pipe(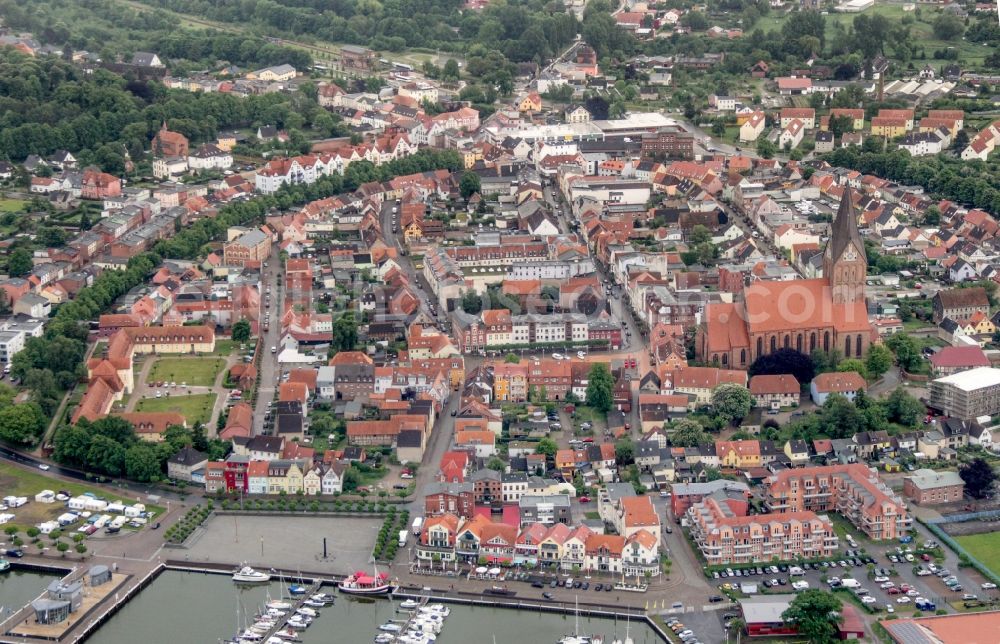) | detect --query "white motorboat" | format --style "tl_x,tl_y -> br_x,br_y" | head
310,593 -> 335,604
303,599 -> 326,608
266,637 -> 286,644
233,564 -> 271,584
286,618 -> 311,630
399,599 -> 420,610
374,635 -> 396,643
240,629 -> 264,641
420,604 -> 450,616
295,606 -> 318,618
275,628 -> 301,642
379,623 -> 403,633
267,600 -> 292,610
